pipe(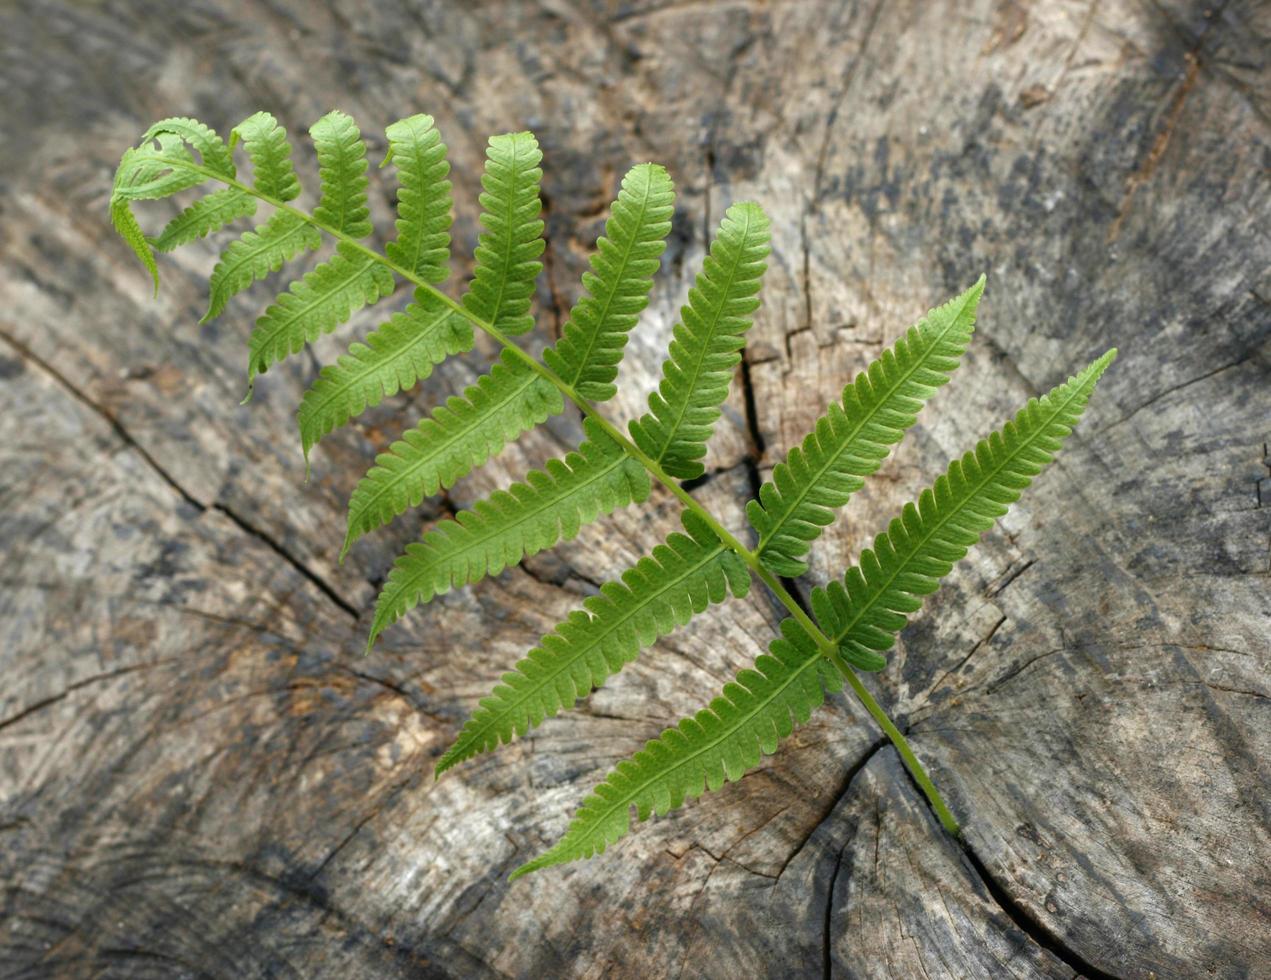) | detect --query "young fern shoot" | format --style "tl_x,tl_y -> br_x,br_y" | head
111,109 -> 1115,877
